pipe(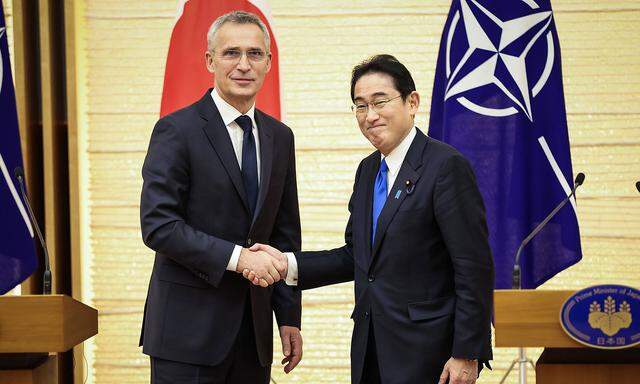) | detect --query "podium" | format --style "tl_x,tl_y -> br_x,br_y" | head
0,295 -> 98,384
494,290 -> 639,384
